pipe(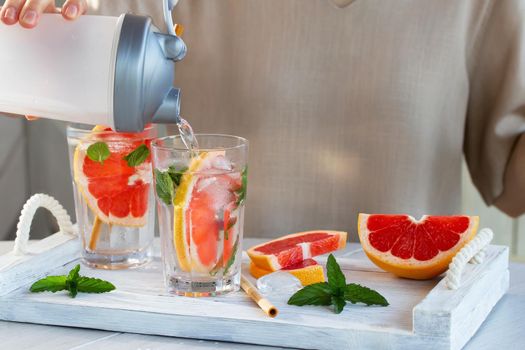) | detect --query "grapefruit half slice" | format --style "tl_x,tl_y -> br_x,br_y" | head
173,152 -> 242,273
73,126 -> 153,227
358,214 -> 479,279
249,258 -> 325,286
247,230 -> 347,271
